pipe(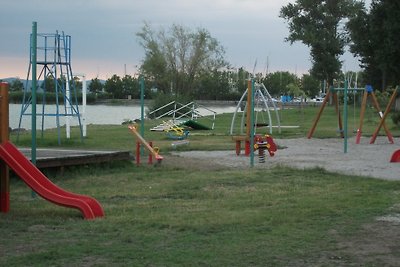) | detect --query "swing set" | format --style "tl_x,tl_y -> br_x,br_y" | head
307,83 -> 398,145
